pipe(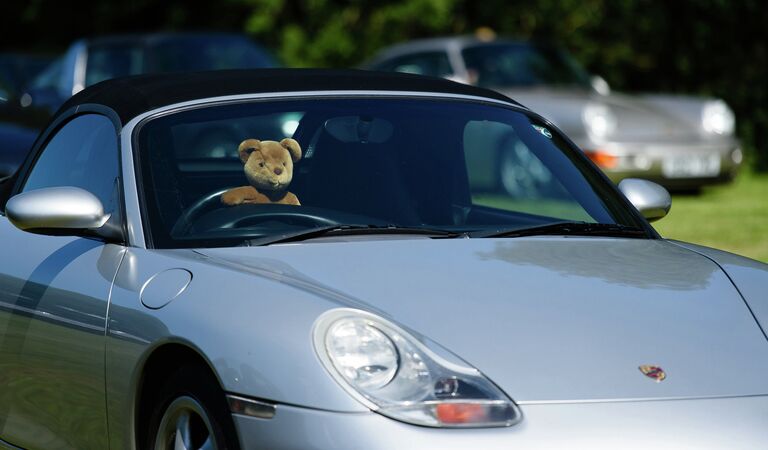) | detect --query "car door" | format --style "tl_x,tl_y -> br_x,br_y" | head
0,113 -> 124,450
